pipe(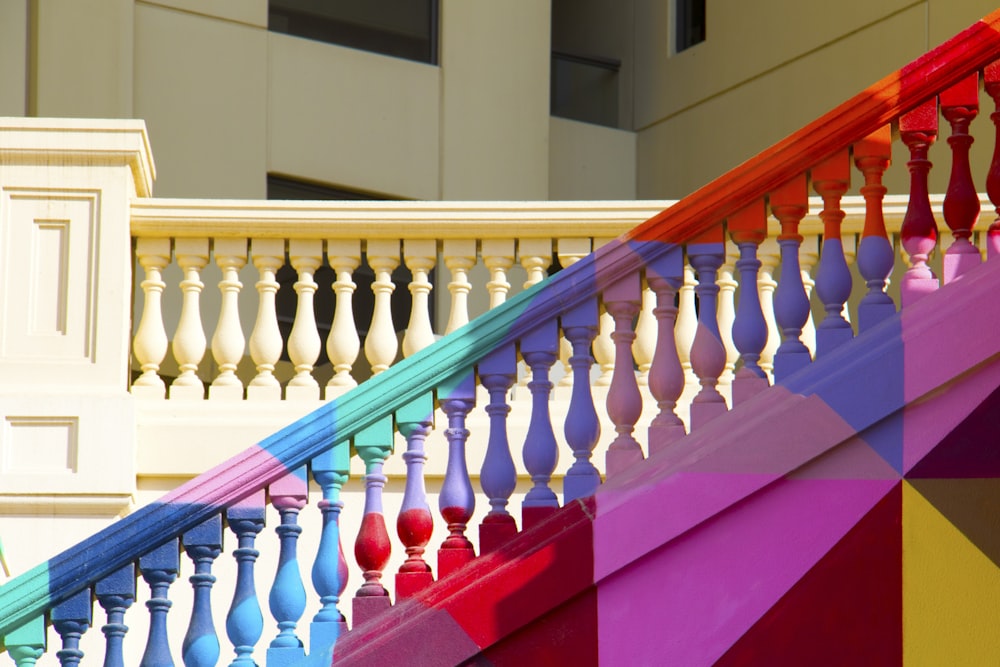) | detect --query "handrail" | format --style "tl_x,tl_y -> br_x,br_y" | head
4,5 -> 1000,641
